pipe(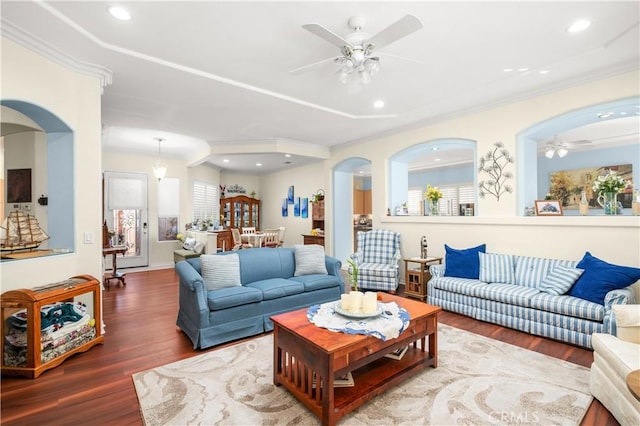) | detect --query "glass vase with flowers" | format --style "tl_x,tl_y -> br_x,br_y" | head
592,170 -> 629,215
425,185 -> 443,216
